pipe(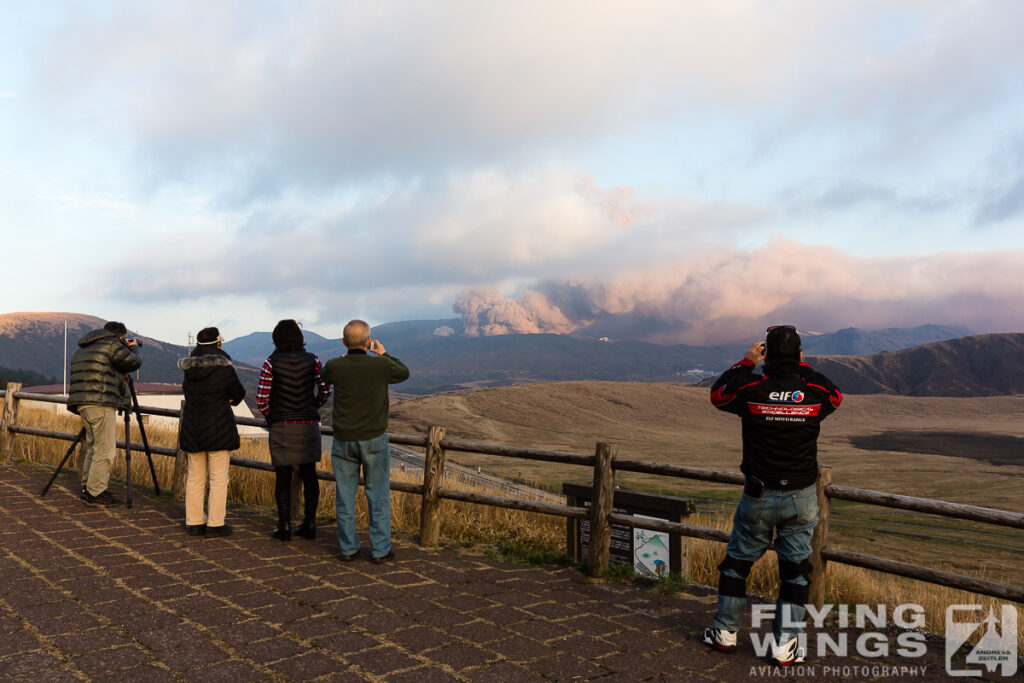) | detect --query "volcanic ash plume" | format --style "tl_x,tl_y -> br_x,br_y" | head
453,288 -> 583,336
451,241 -> 1024,345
